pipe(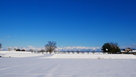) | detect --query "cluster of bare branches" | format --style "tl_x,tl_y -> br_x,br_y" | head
45,41 -> 57,53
